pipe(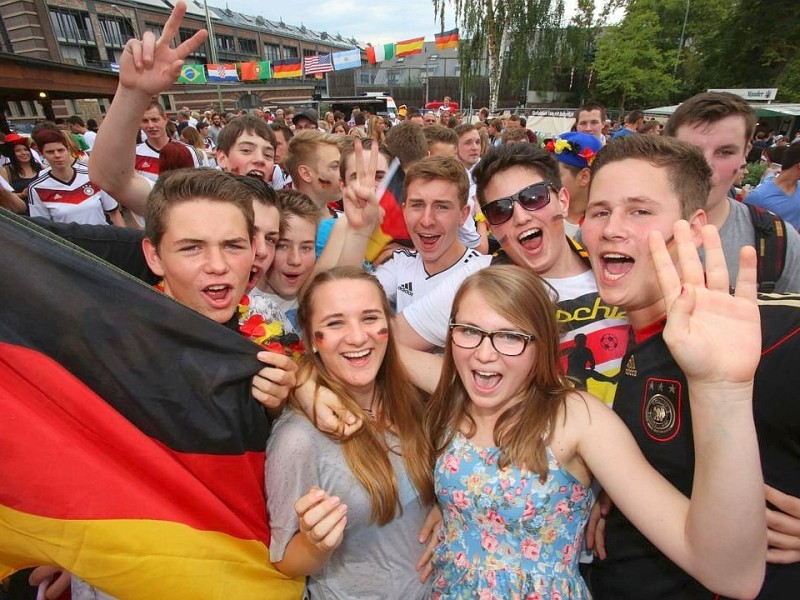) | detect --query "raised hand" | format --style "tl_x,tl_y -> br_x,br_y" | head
649,221 -> 760,385
118,1 -> 208,96
341,138 -> 382,232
